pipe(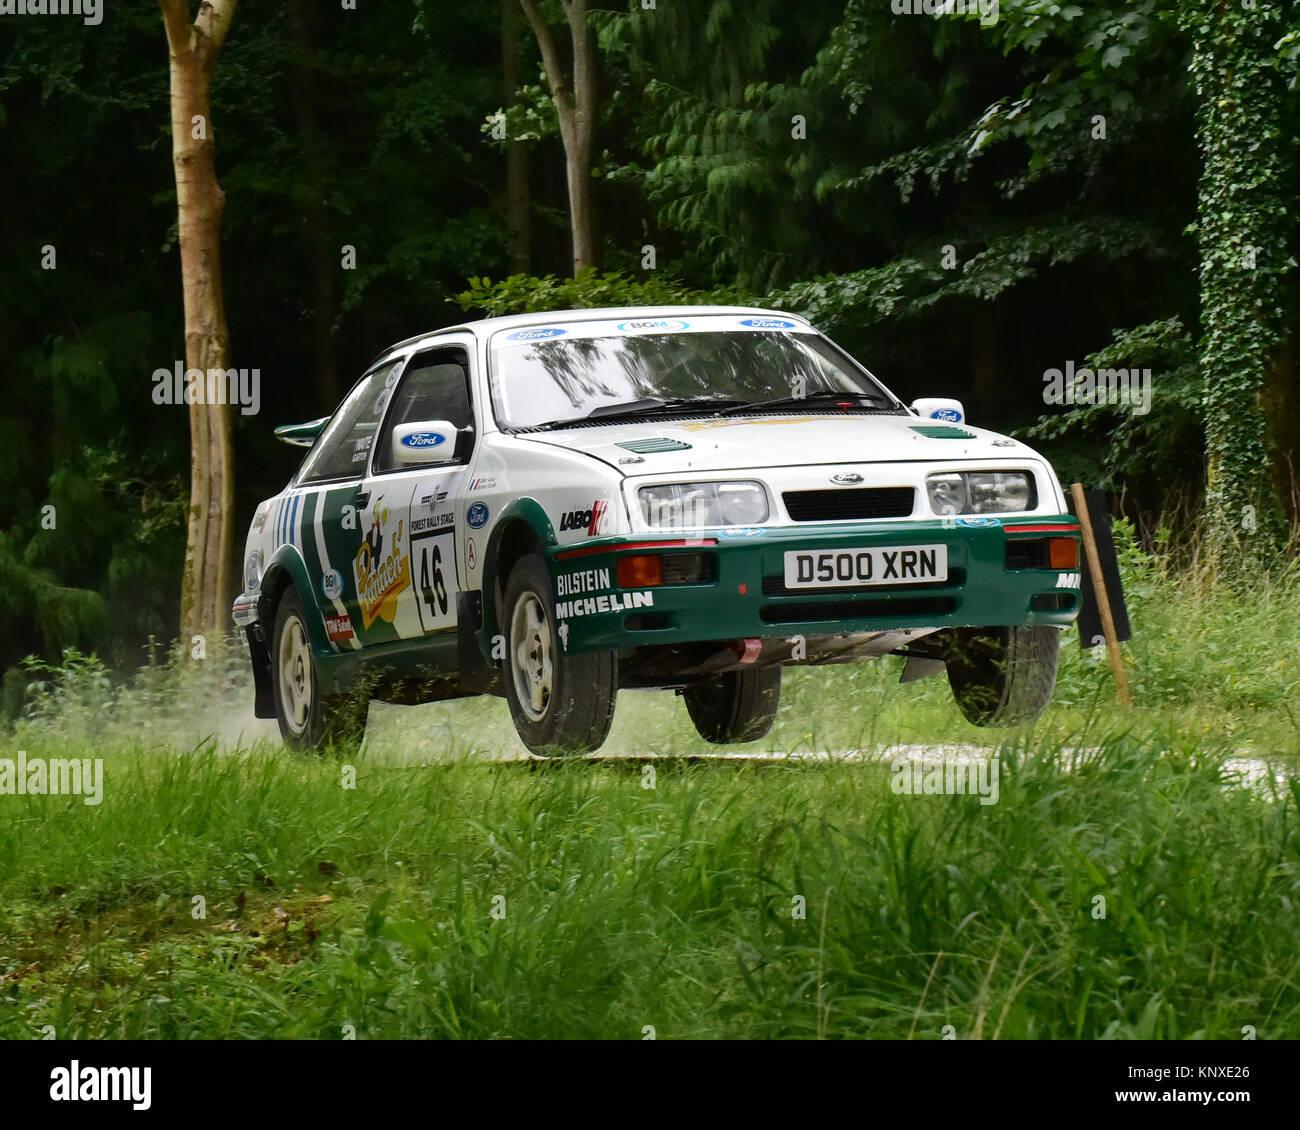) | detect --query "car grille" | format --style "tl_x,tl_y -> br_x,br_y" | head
782,487 -> 915,522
